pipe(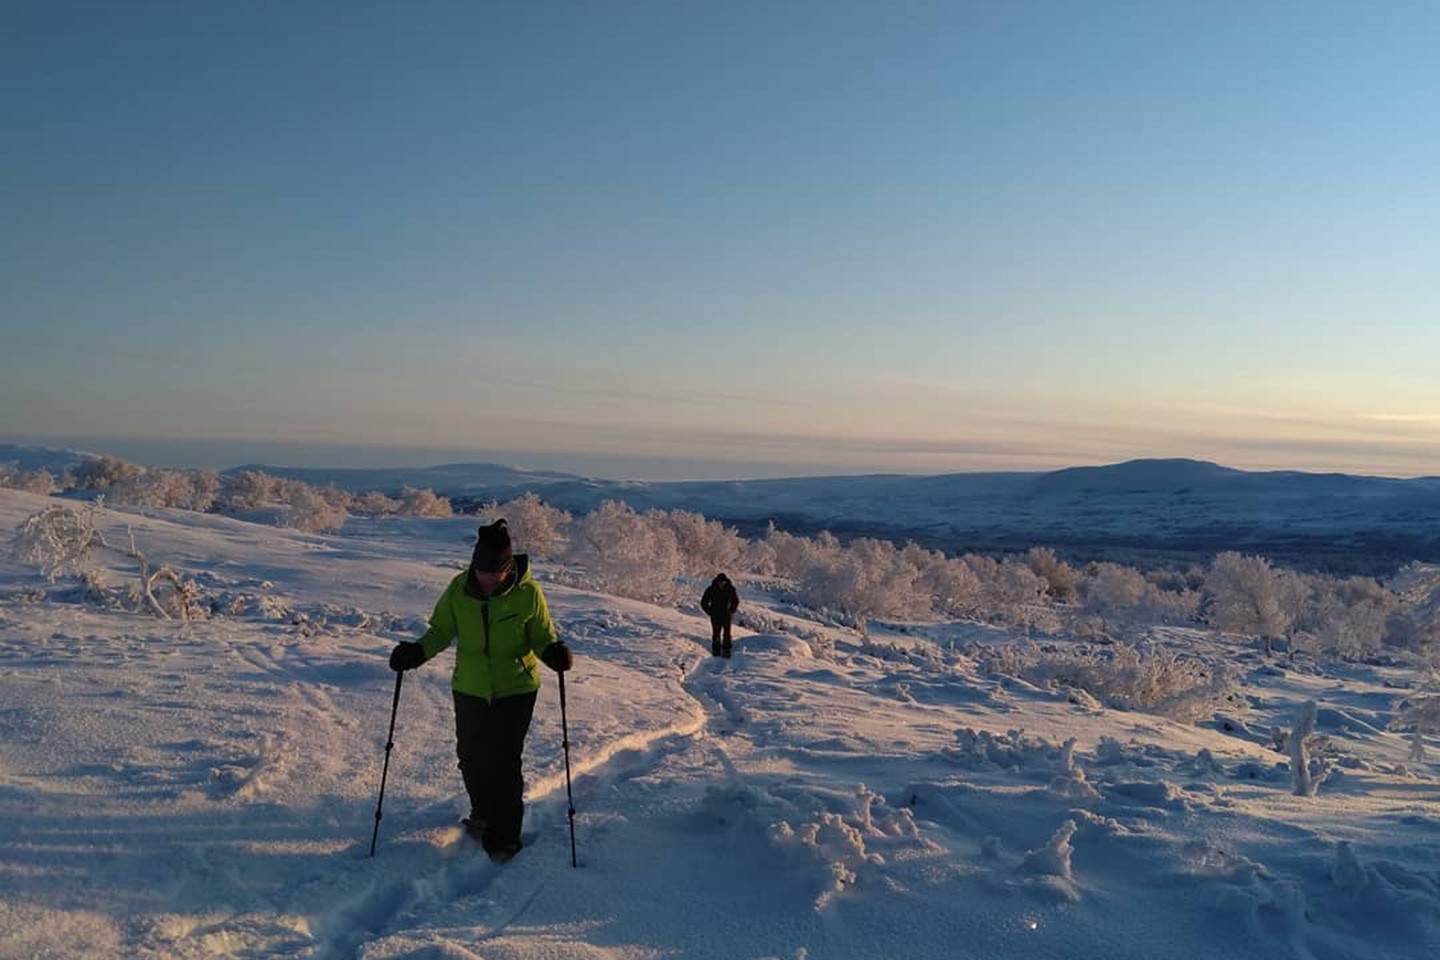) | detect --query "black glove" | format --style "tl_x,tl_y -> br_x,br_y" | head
389,642 -> 426,672
539,641 -> 573,673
